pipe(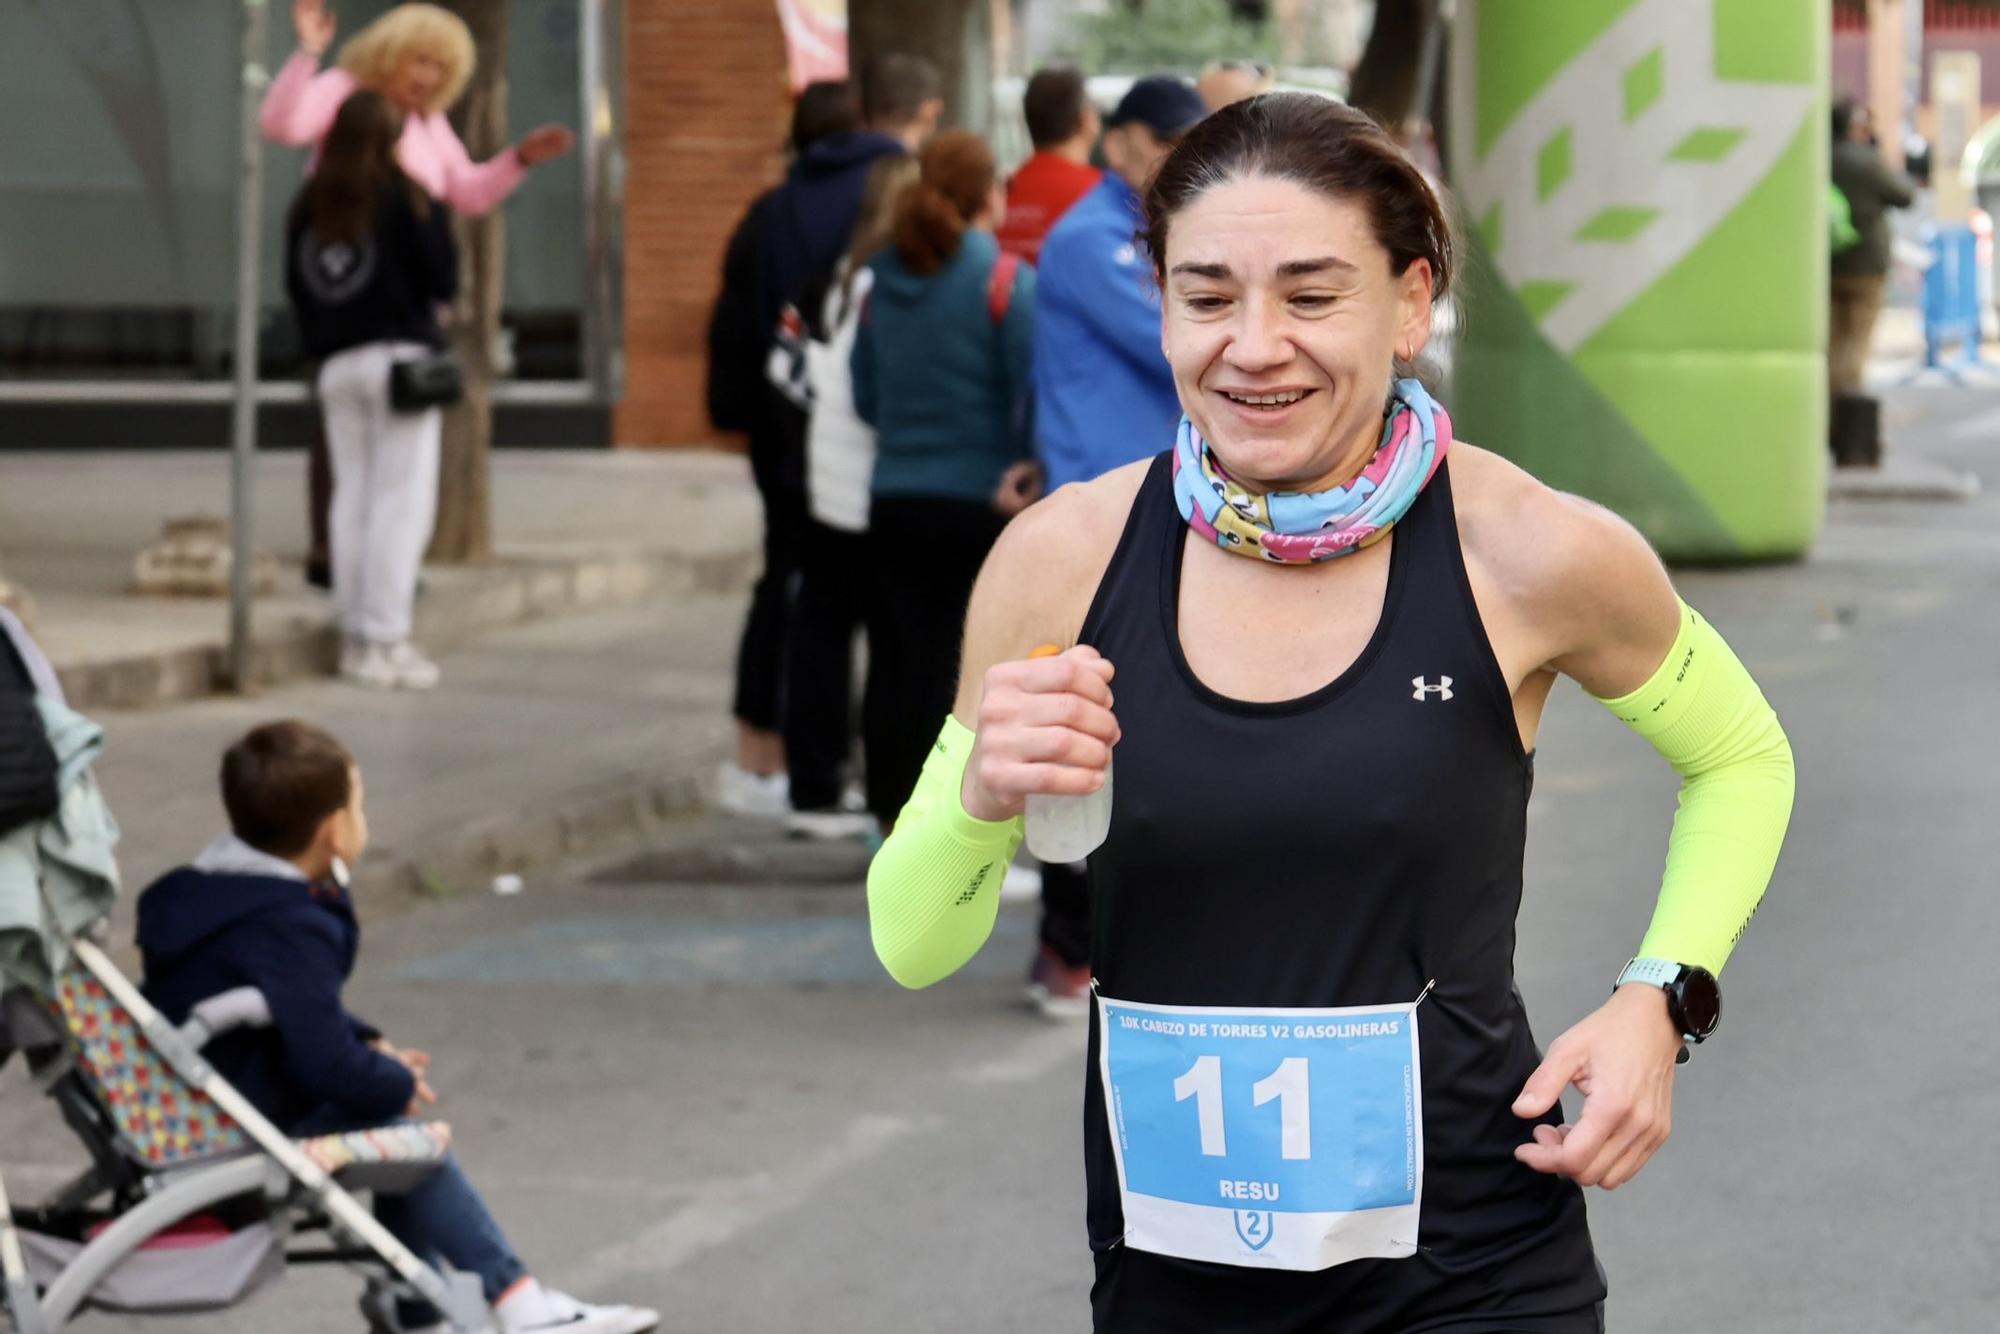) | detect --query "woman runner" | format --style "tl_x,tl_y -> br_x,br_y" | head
867,95 -> 1794,1332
